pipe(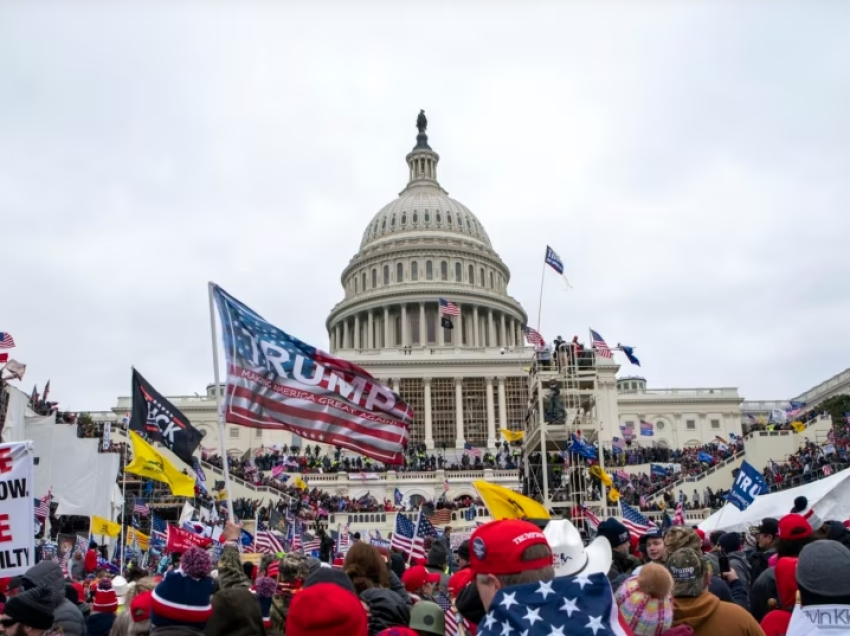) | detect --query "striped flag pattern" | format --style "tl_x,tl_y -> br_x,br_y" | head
0,332 -> 15,349
35,492 -> 51,519
590,329 -> 613,359
438,298 -> 460,316
133,500 -> 150,516
620,501 -> 654,539
255,522 -> 286,554
522,325 -> 545,346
